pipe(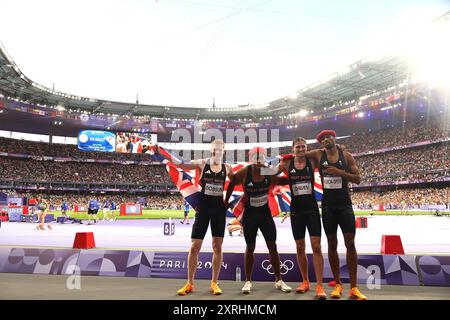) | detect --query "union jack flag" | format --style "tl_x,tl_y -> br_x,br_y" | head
151,147 -> 323,217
